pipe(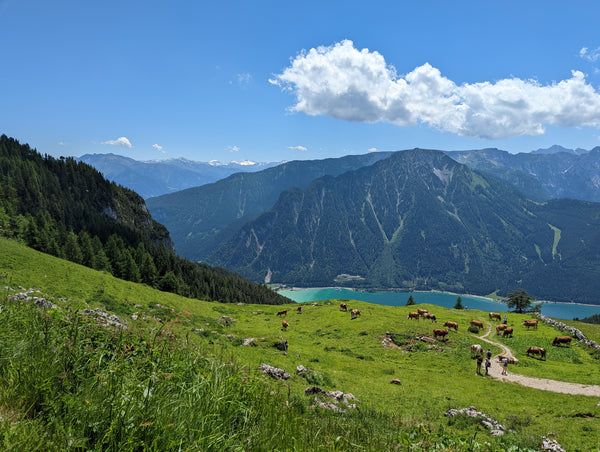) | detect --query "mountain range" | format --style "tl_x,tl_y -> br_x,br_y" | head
210,149 -> 600,304
77,153 -> 280,198
81,145 -> 600,304
146,152 -> 393,259
445,146 -> 600,202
